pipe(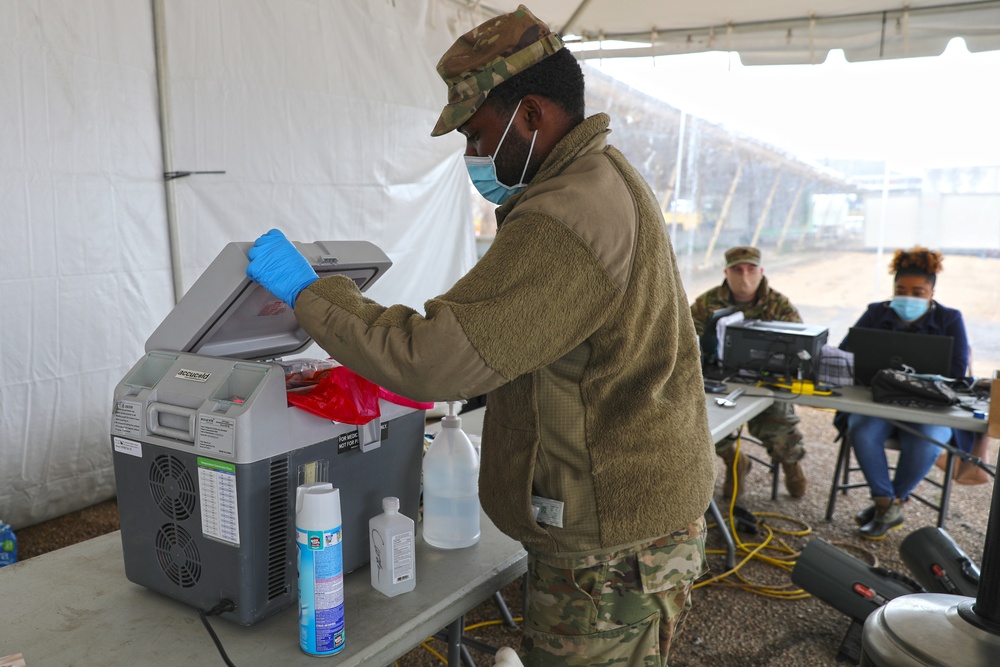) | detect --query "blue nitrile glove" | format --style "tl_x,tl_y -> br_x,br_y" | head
246,228 -> 319,308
